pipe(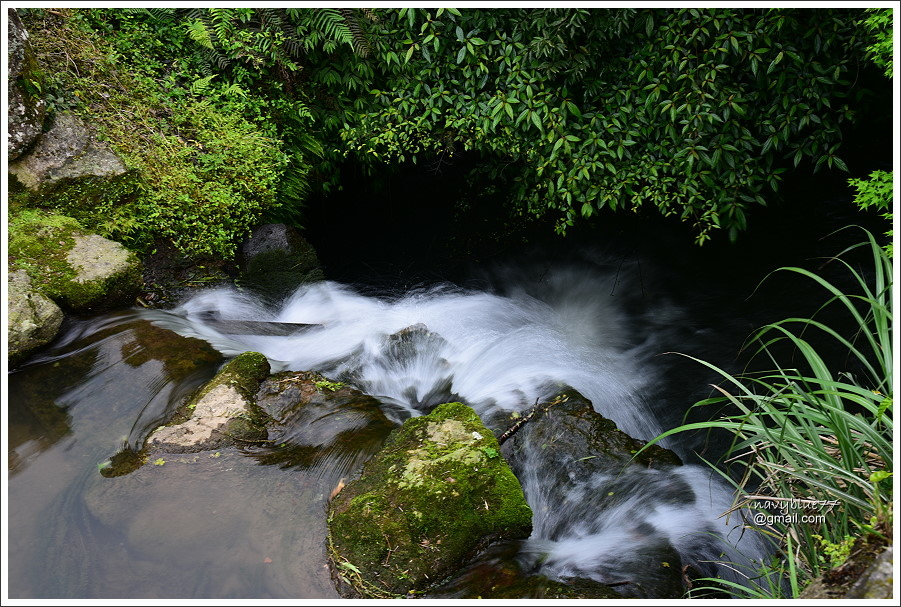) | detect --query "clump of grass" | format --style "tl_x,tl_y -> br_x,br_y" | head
648,227 -> 893,598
